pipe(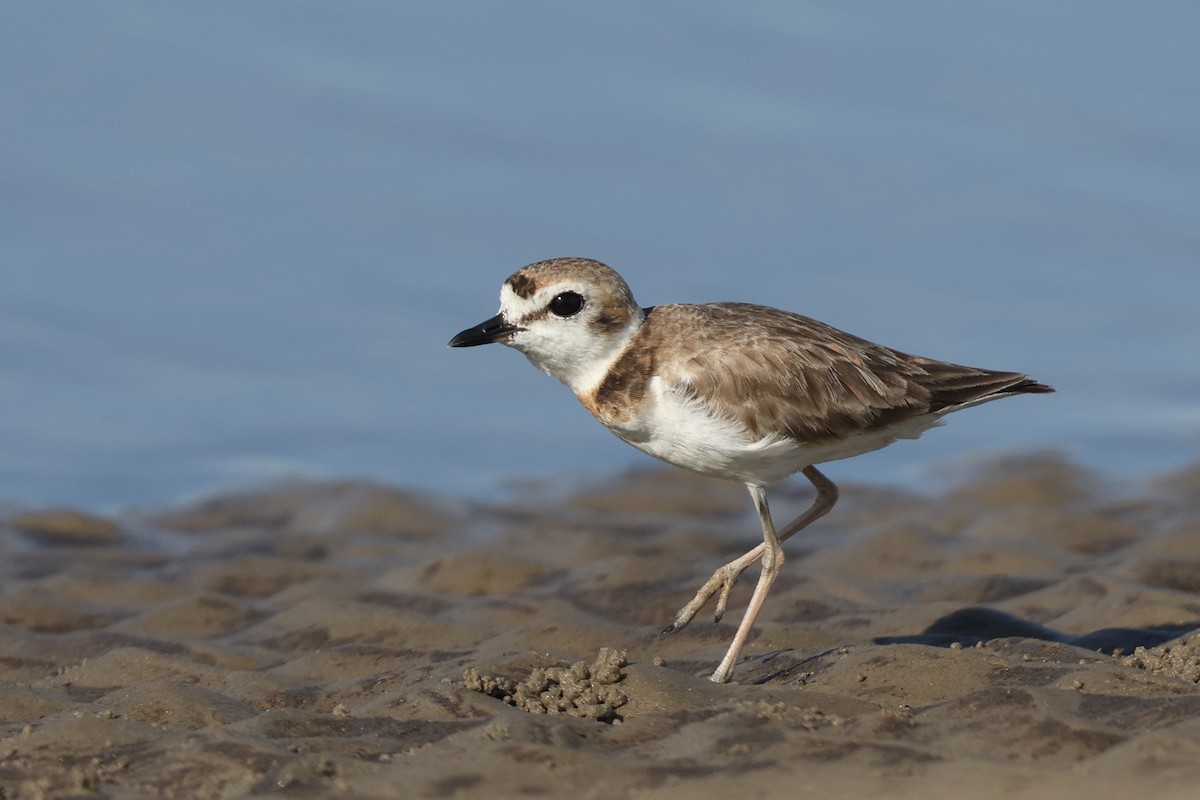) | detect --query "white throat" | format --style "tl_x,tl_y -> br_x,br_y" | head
496,282 -> 644,396
515,313 -> 643,396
